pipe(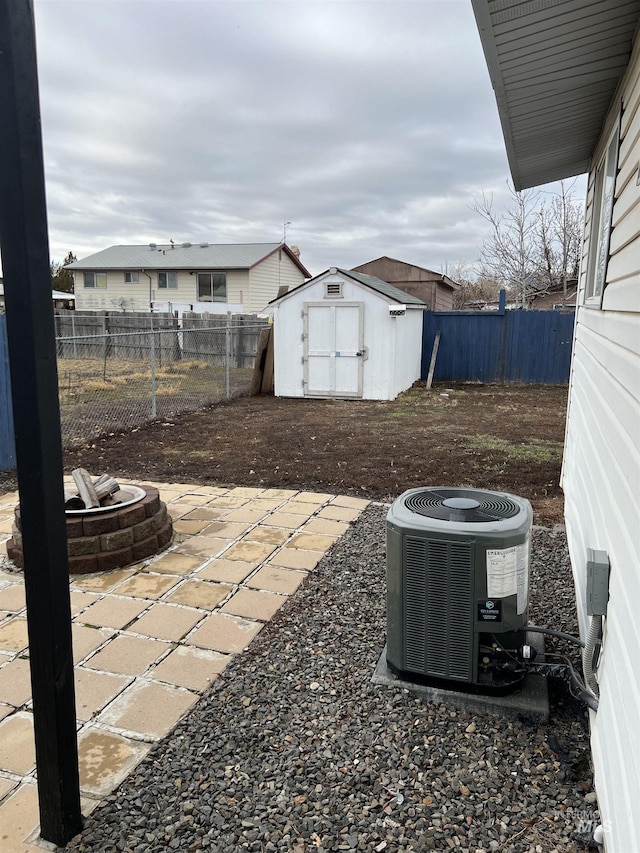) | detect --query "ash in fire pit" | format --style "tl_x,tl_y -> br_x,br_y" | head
7,471 -> 174,574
